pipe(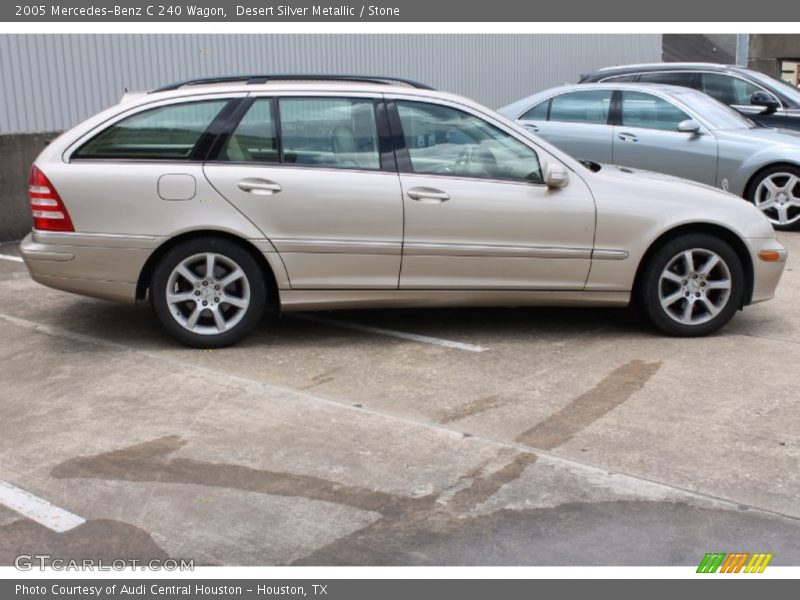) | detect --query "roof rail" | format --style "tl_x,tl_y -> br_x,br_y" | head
150,74 -> 435,93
